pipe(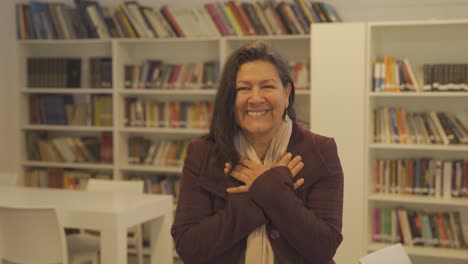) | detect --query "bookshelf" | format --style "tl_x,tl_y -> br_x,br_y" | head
365,20 -> 468,264
18,40 -> 116,184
